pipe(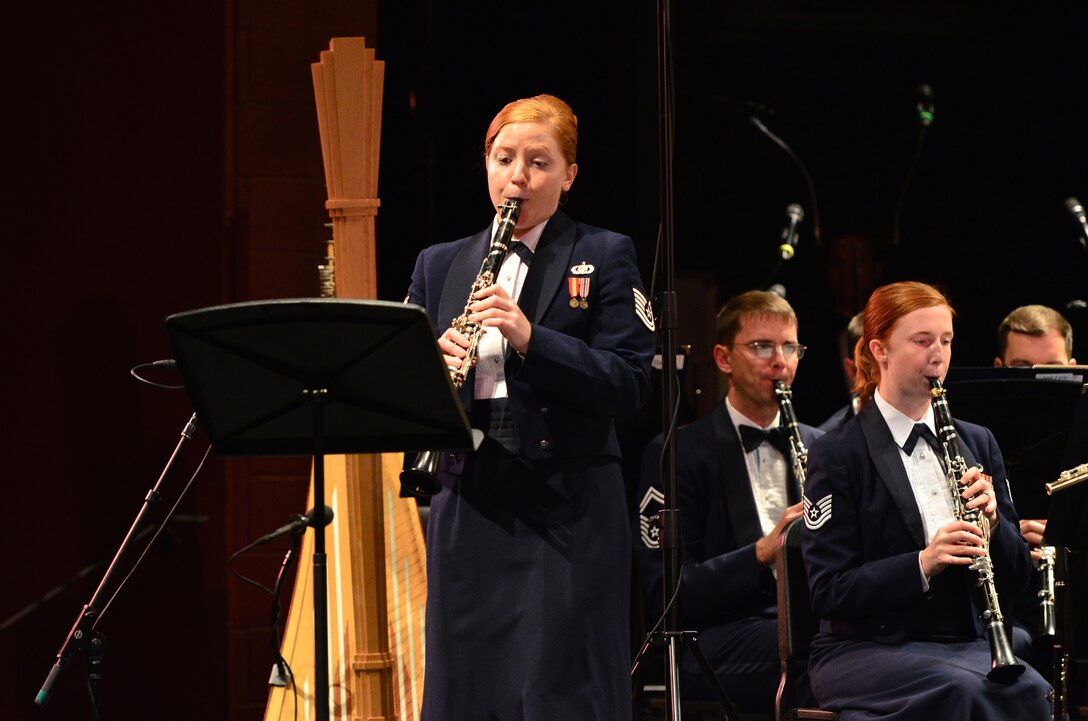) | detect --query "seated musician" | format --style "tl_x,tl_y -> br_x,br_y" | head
802,281 -> 1052,720
818,311 -> 865,432
634,290 -> 823,716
